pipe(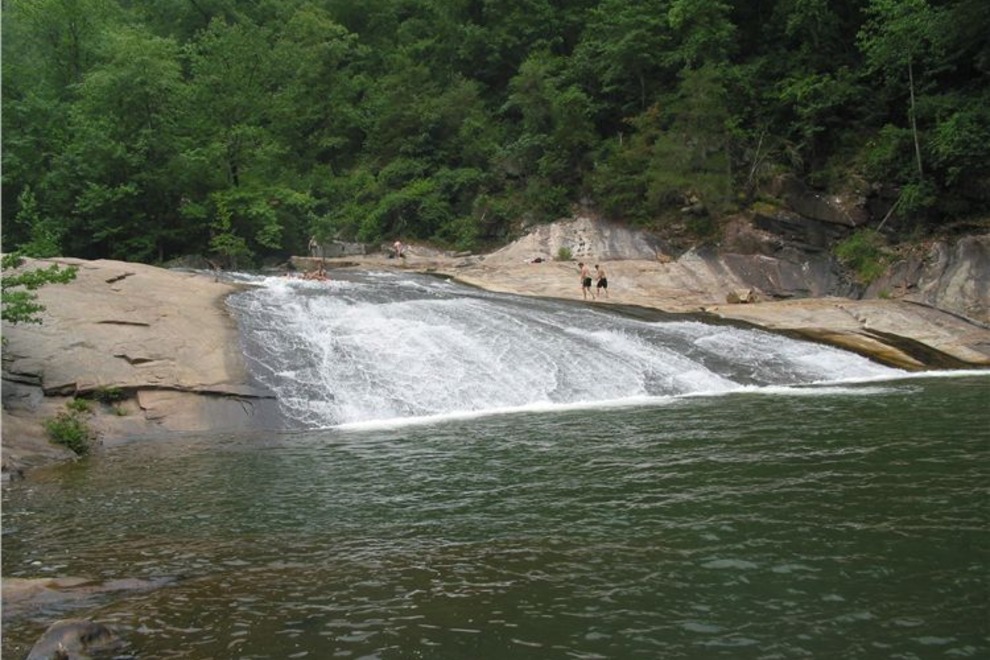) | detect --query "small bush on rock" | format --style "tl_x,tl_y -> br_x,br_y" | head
44,403 -> 96,456
835,229 -> 889,284
93,386 -> 126,404
66,398 -> 92,413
